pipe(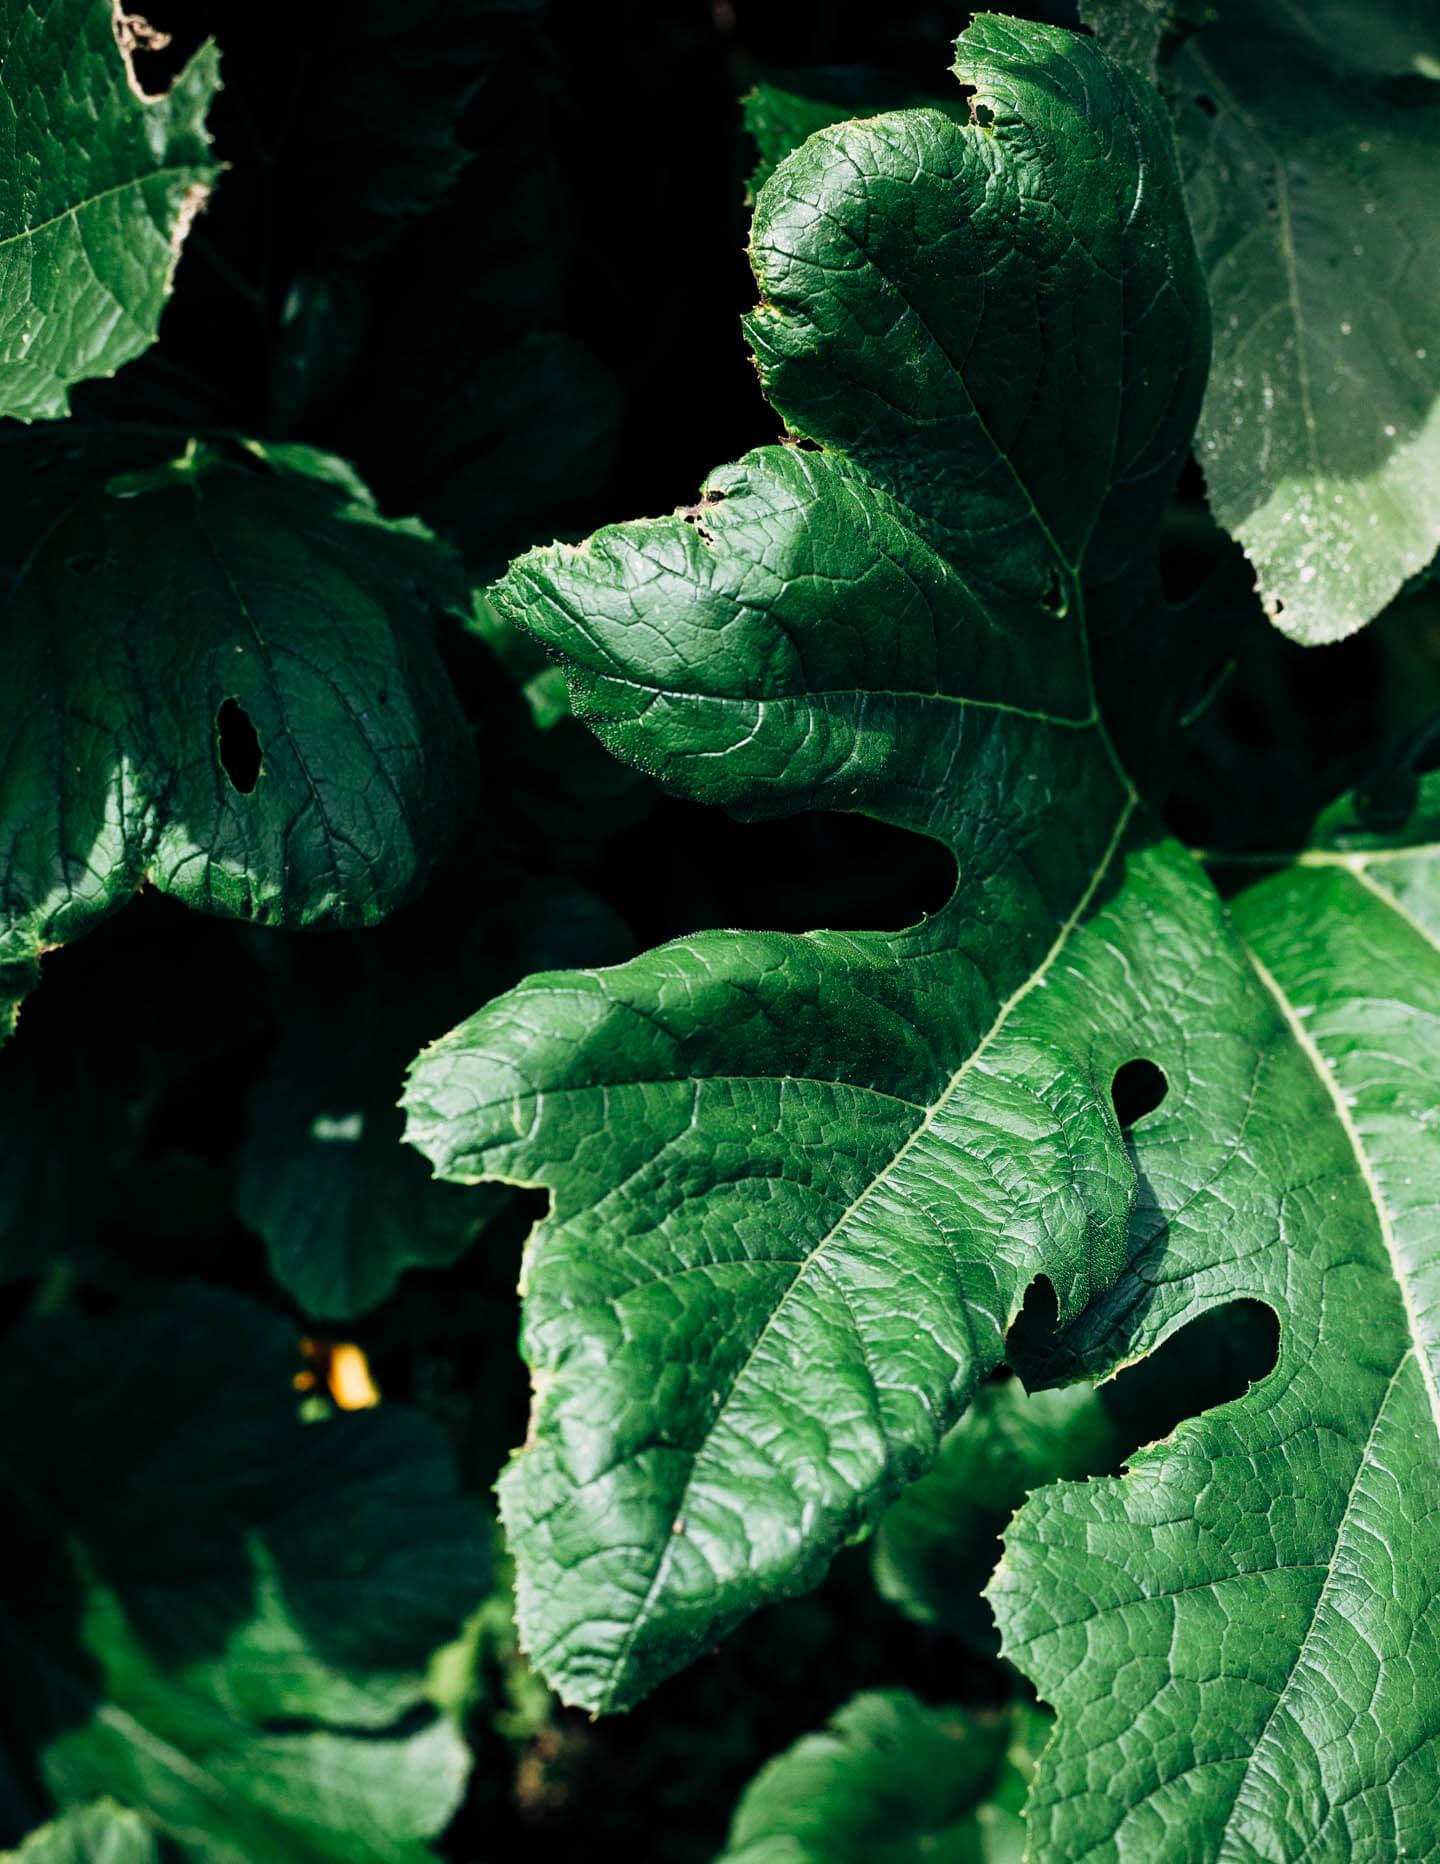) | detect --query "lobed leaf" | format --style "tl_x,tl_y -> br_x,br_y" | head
0,0 -> 221,422
406,15 -> 1213,1711
991,770 -> 1440,1860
